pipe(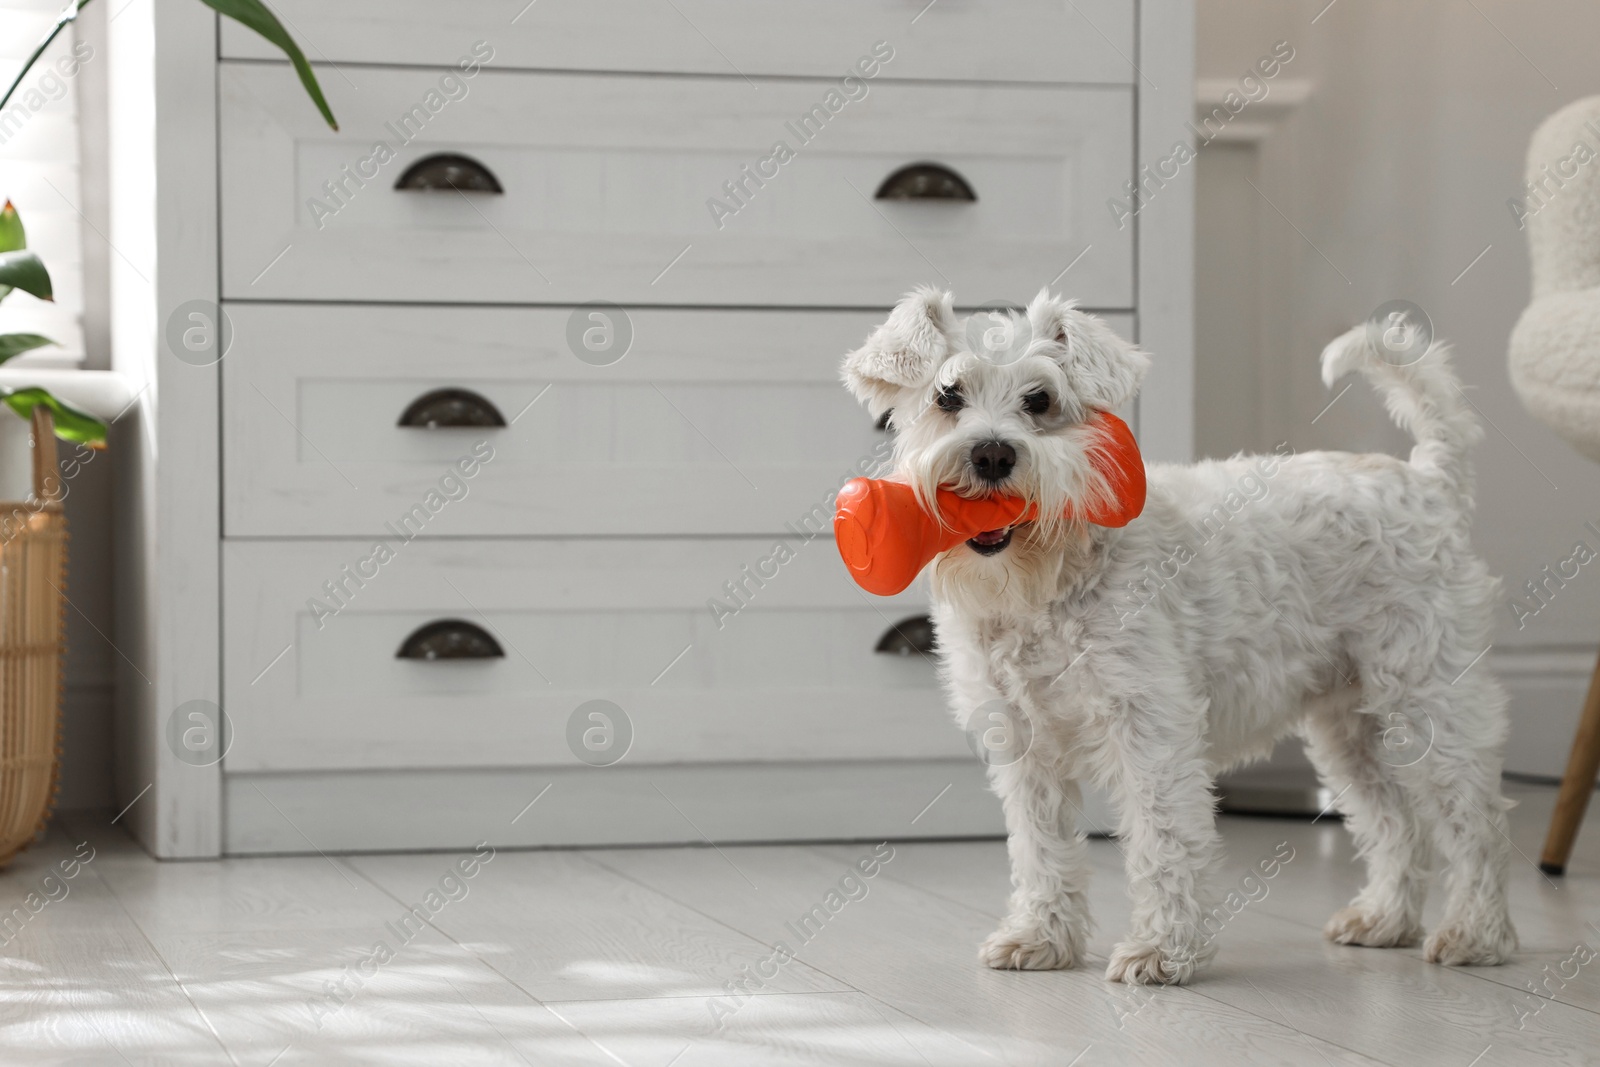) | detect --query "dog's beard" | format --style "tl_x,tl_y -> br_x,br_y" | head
929,524 -> 1075,618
